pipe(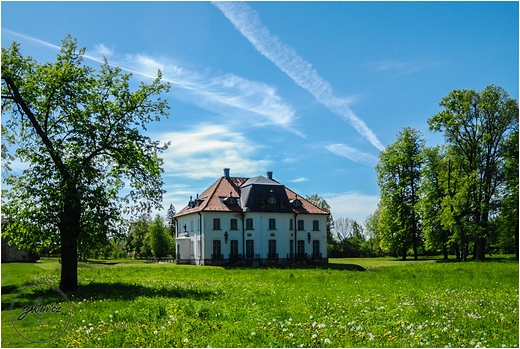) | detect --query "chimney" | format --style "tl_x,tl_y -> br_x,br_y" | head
223,168 -> 230,179
266,171 -> 273,180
